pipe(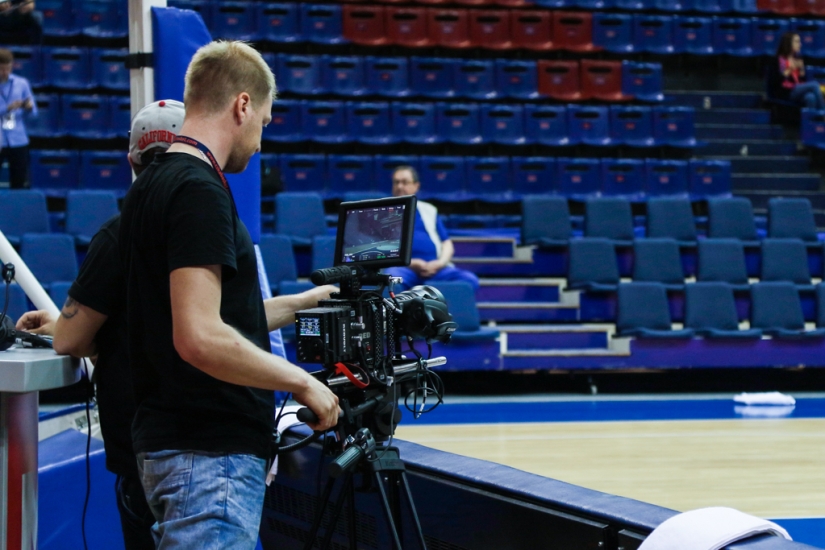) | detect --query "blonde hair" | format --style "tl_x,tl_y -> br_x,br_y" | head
183,41 -> 276,114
